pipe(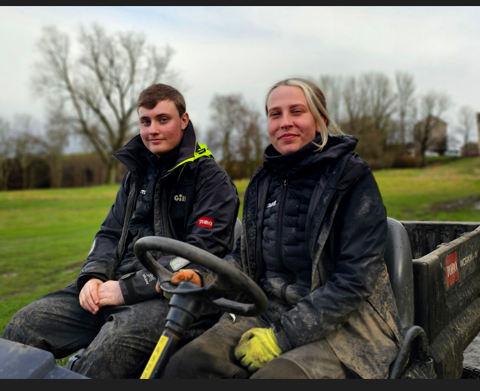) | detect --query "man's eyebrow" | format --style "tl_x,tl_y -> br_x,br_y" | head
139,113 -> 171,121
154,113 -> 170,118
